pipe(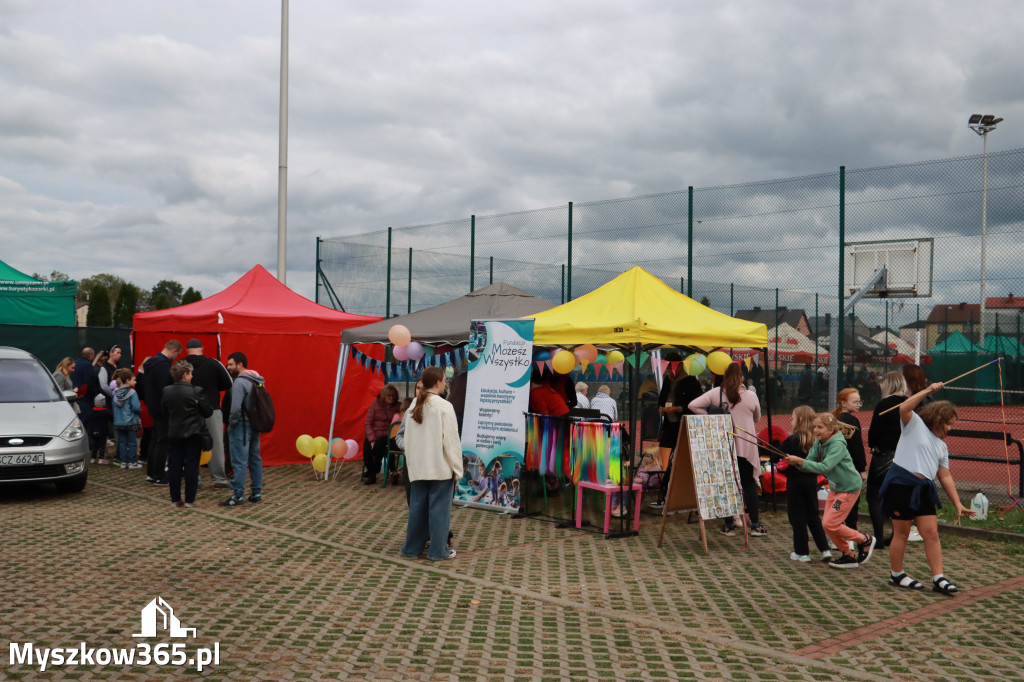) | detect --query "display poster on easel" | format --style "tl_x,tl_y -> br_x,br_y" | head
657,414 -> 744,553
458,319 -> 534,512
